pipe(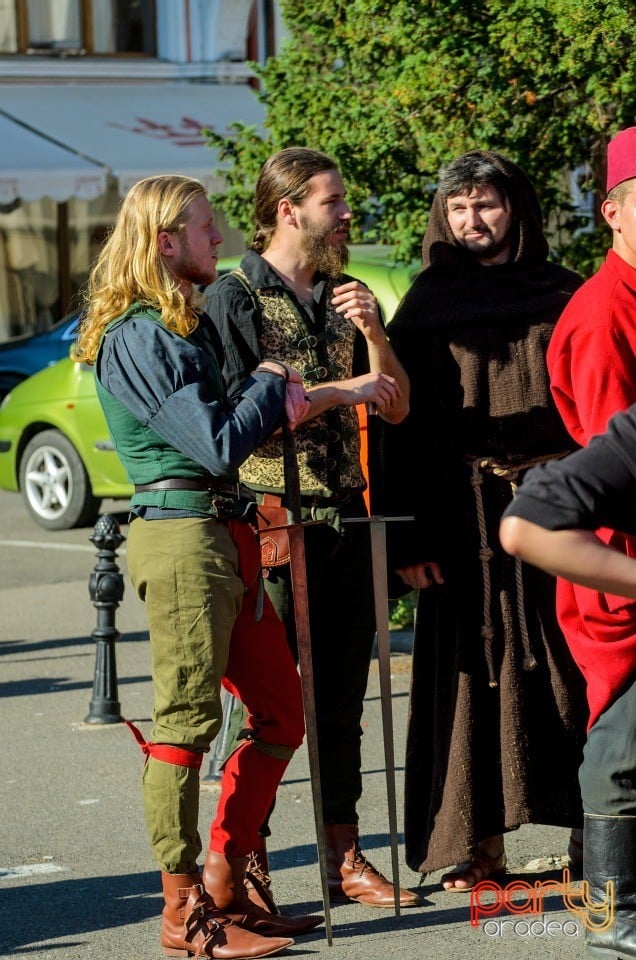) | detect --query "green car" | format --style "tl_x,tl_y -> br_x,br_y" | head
0,248 -> 417,530
0,357 -> 131,530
